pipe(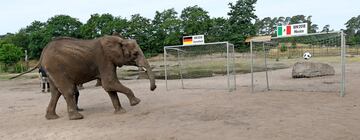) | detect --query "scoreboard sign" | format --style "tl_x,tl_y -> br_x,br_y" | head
183,35 -> 205,45
277,23 -> 308,37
